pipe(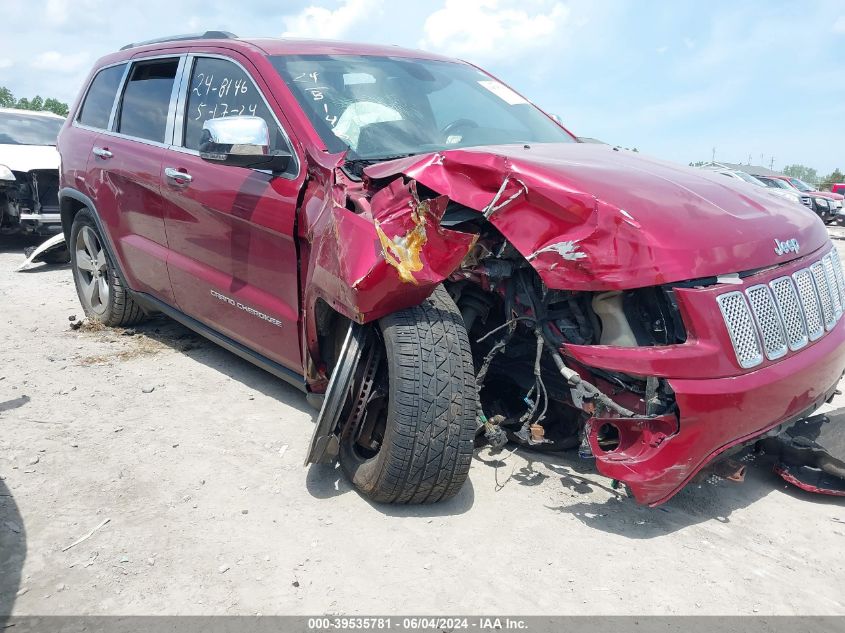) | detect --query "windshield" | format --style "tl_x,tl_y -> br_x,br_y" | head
787,177 -> 813,192
760,177 -> 789,189
270,55 -> 574,162
0,111 -> 64,146
734,171 -> 765,186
